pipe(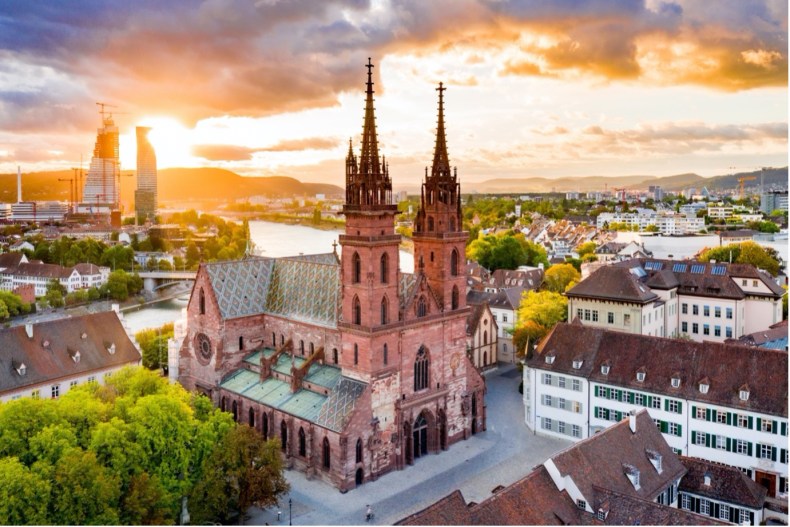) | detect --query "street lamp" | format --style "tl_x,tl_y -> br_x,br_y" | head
289,498 -> 292,526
